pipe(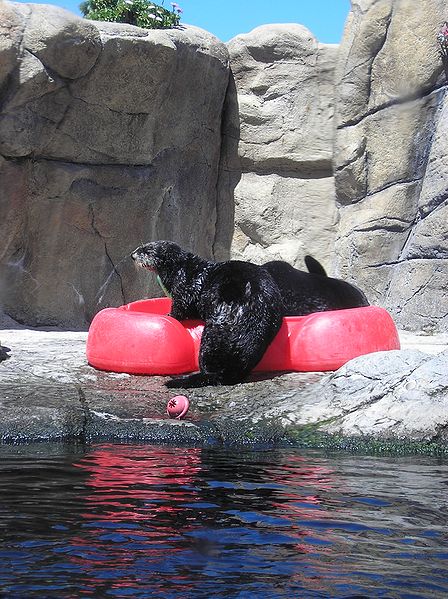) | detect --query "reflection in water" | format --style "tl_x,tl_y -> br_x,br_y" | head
68,446 -> 342,597
0,443 -> 447,598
